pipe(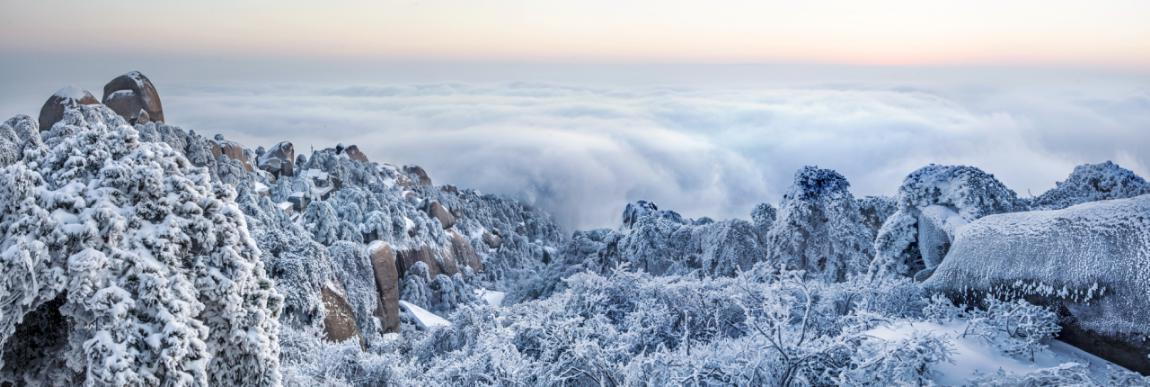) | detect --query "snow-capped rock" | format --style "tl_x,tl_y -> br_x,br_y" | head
102,71 -> 165,124
924,194 -> 1150,373
37,86 -> 100,130
211,134 -> 255,172
258,141 -> 295,178
872,164 -> 1024,278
